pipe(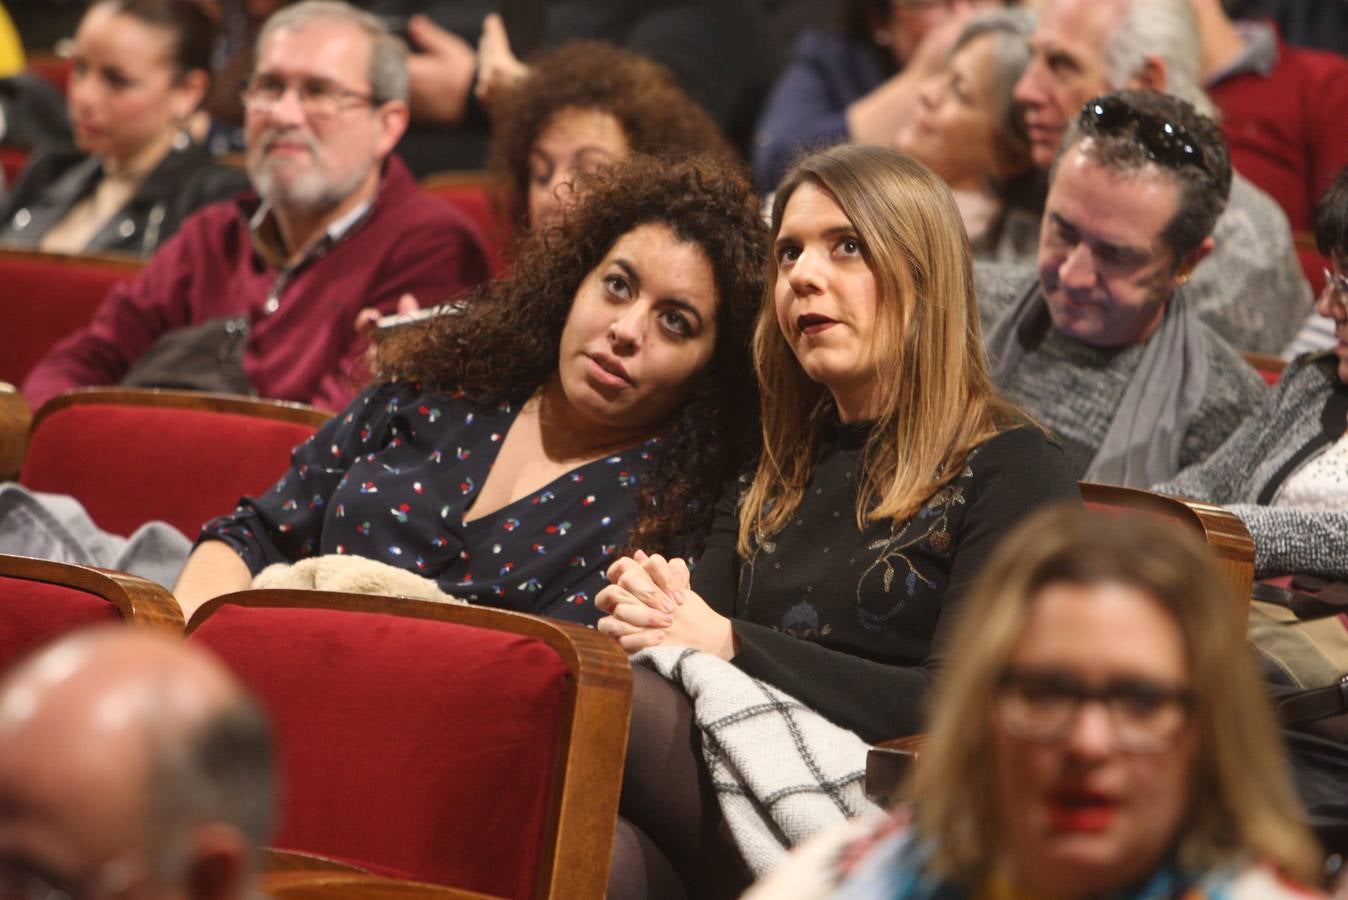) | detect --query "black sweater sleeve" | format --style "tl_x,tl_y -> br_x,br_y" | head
711,428 -> 1078,743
